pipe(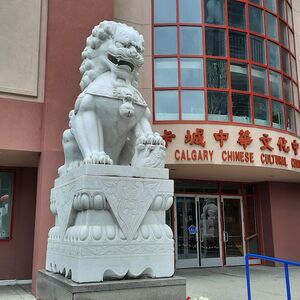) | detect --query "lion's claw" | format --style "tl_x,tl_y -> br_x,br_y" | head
84,152 -> 113,165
